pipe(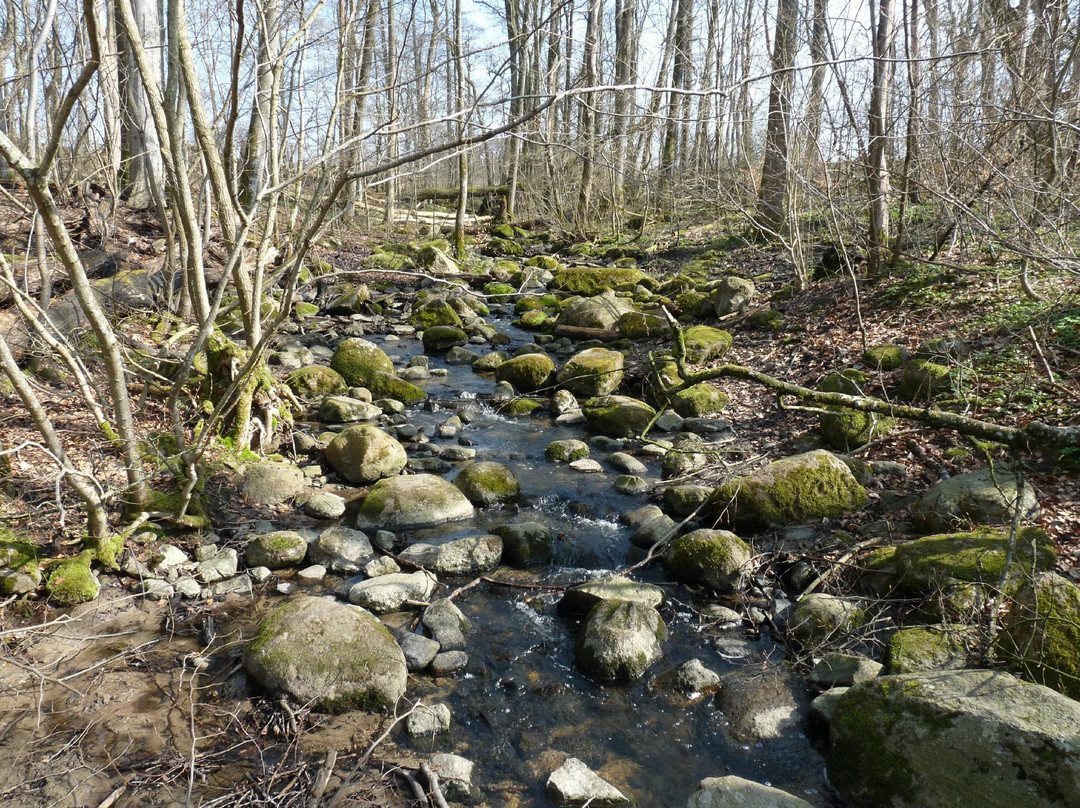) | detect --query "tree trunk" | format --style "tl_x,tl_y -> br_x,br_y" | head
238,0 -> 282,209
756,0 -> 797,229
115,0 -> 165,209
866,0 -> 895,274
